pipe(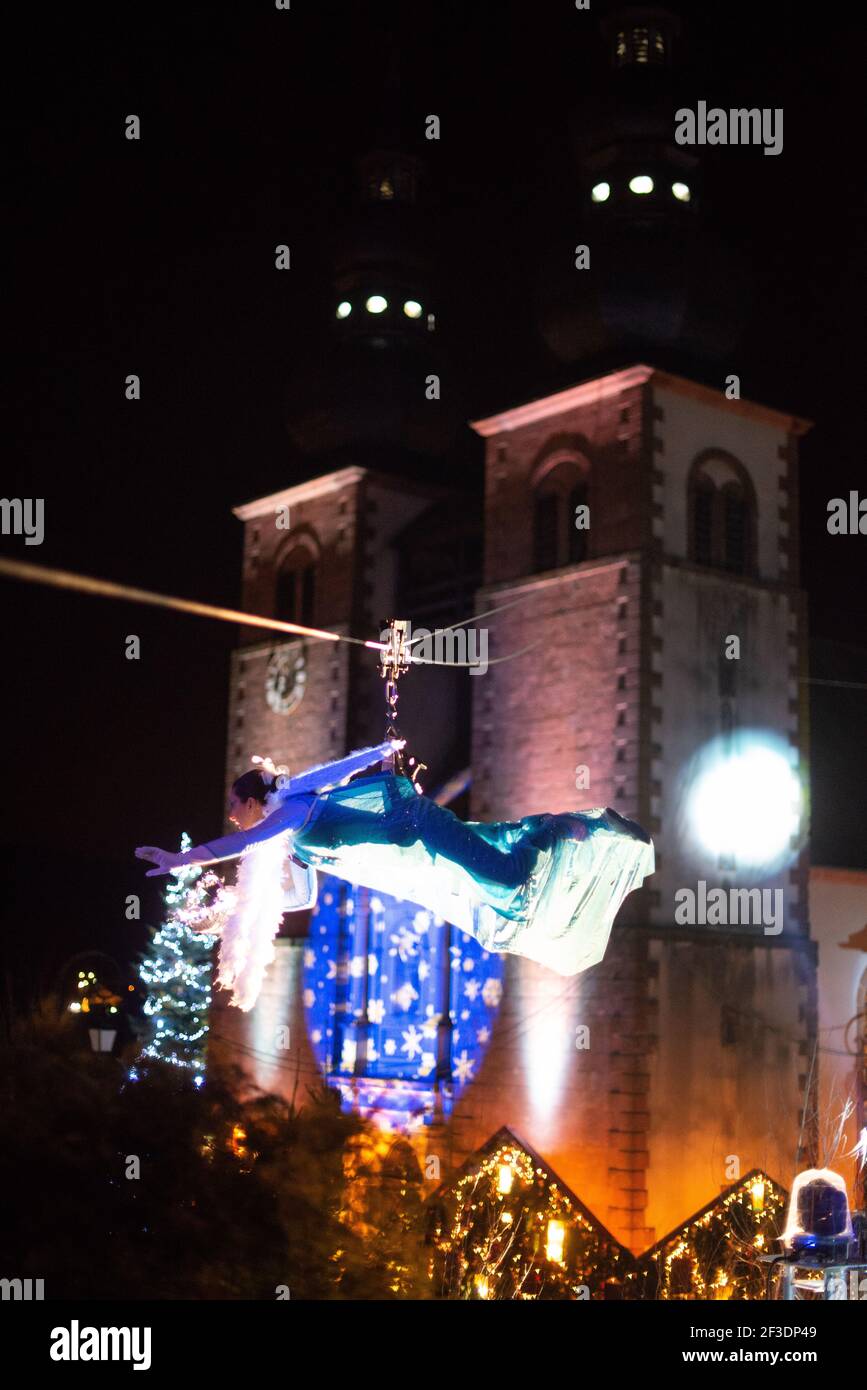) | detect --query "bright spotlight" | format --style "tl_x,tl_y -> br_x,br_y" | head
685,731 -> 803,874
629,175 -> 654,195
671,181 -> 691,202
591,181 -> 611,202
403,299 -> 422,318
336,301 -> 352,318
365,295 -> 388,314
